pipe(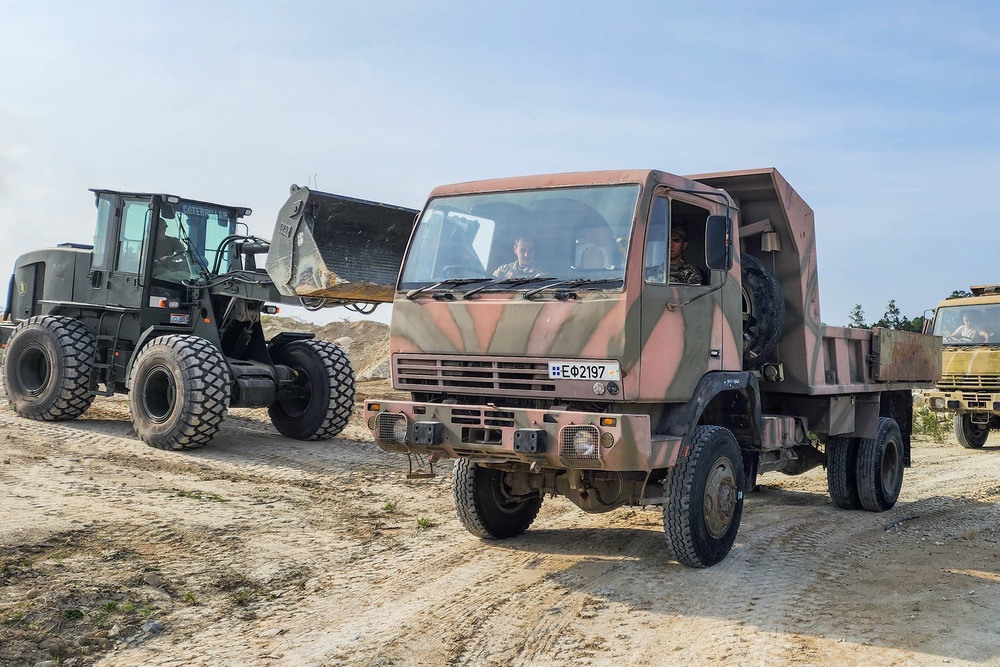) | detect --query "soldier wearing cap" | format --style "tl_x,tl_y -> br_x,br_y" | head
646,225 -> 703,285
